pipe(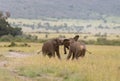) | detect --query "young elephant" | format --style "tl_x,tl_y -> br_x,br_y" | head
67,41 -> 86,60
63,35 -> 79,54
42,38 -> 63,59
